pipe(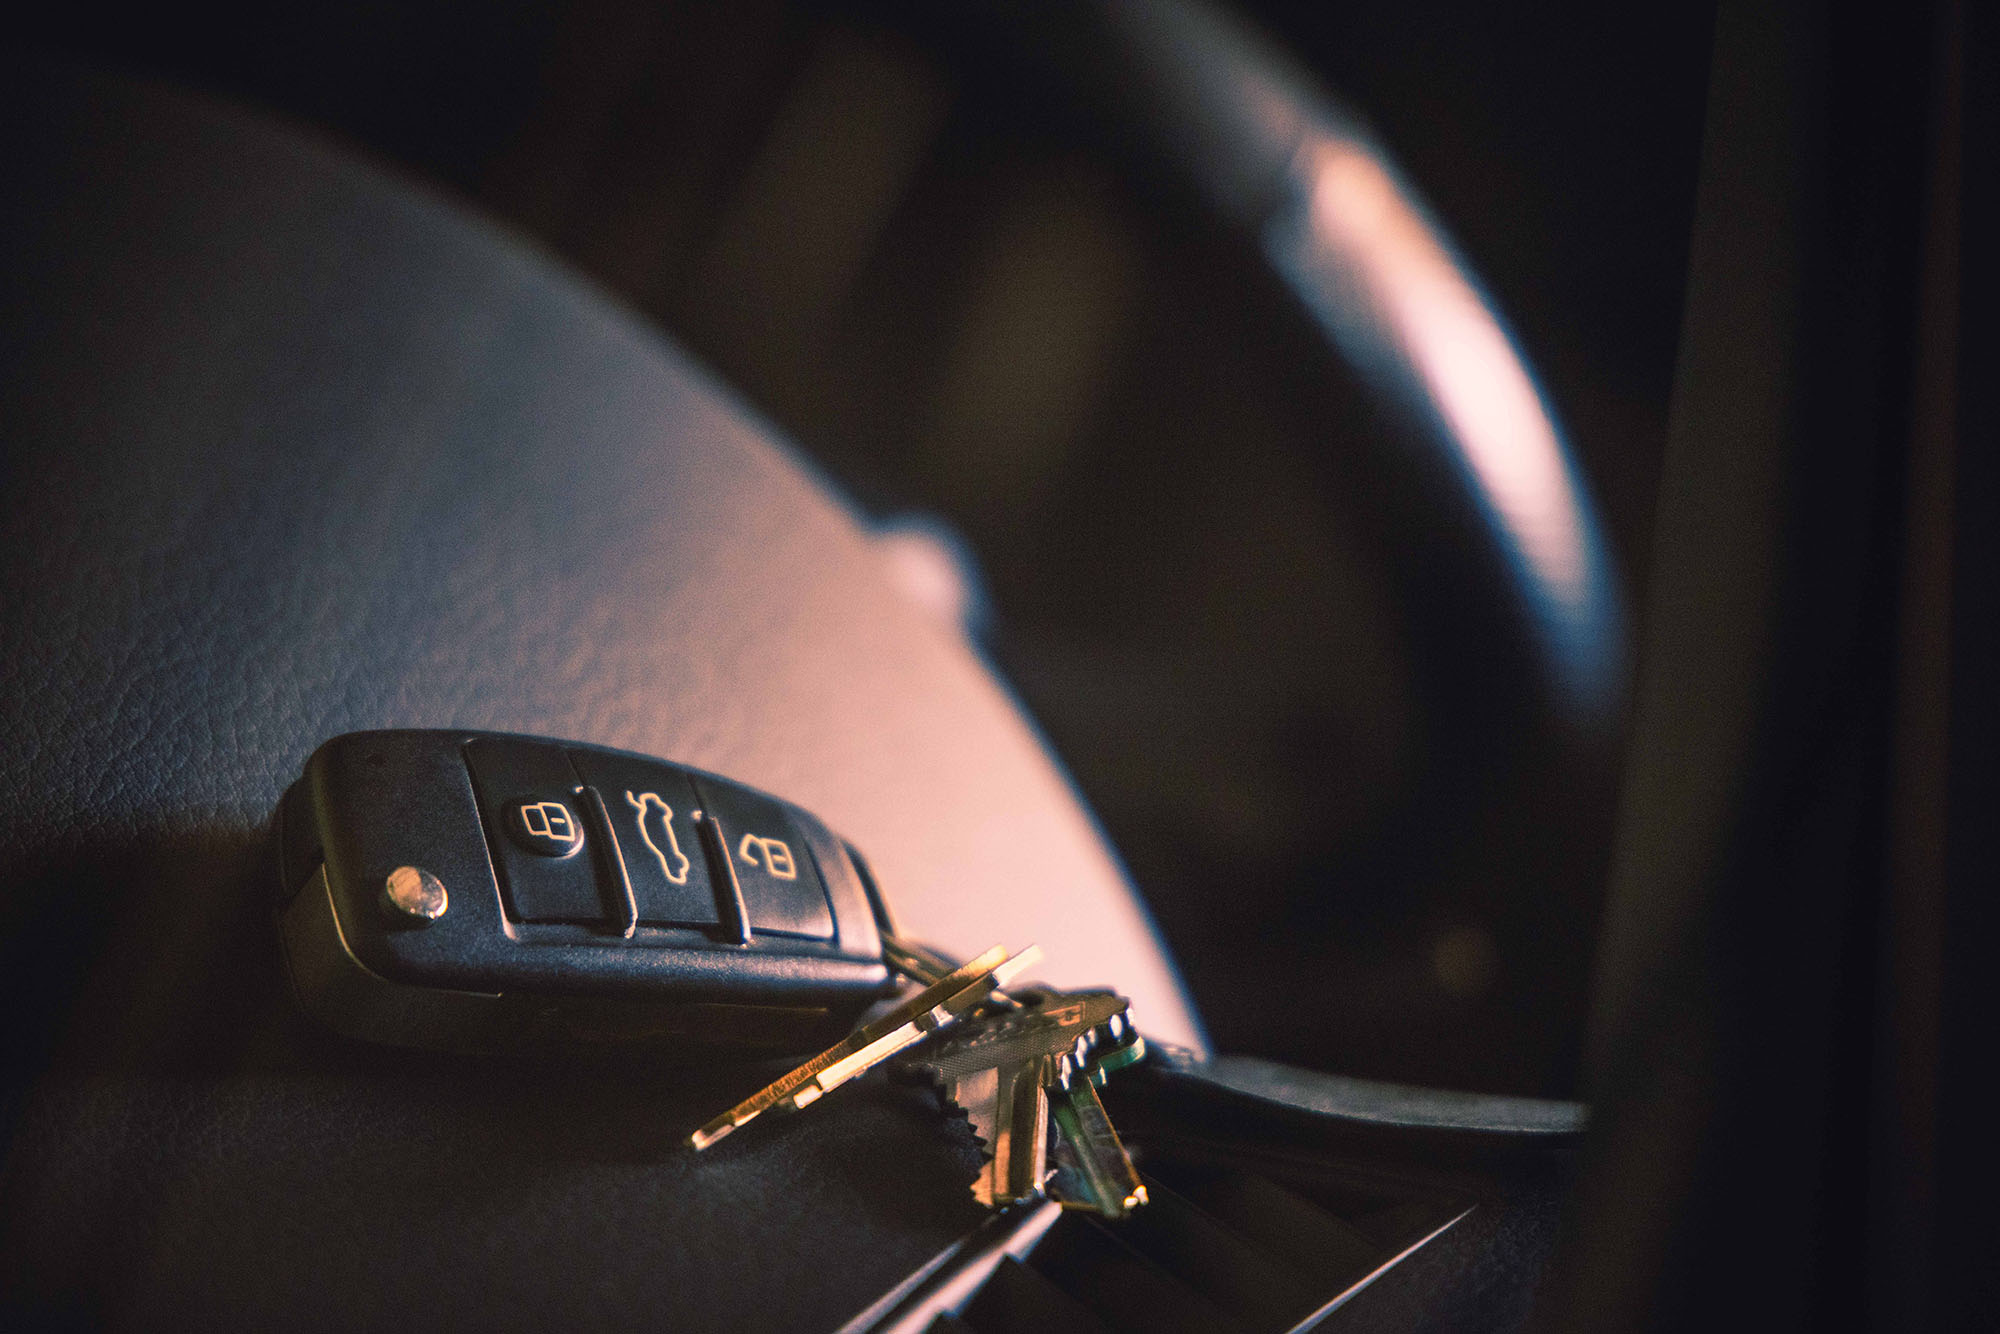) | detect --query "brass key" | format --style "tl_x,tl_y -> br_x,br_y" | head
883,933 -> 1020,1009
1046,1028 -> 1148,1217
688,943 -> 1042,1150
899,991 -> 1129,1208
